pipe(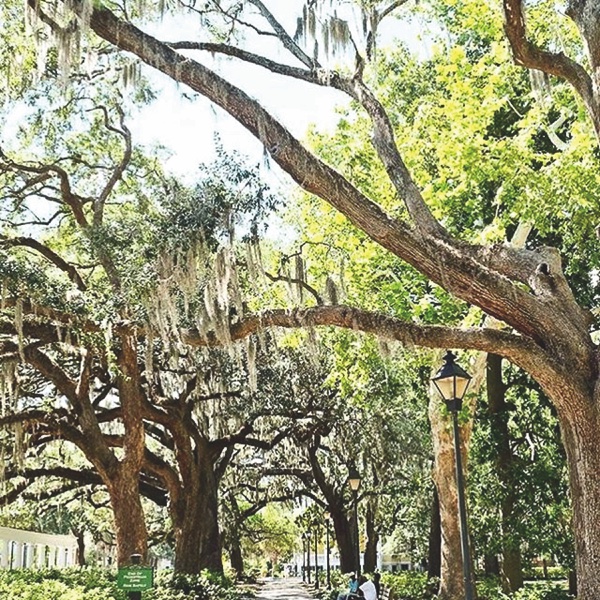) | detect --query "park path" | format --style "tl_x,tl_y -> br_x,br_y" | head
254,577 -> 316,600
